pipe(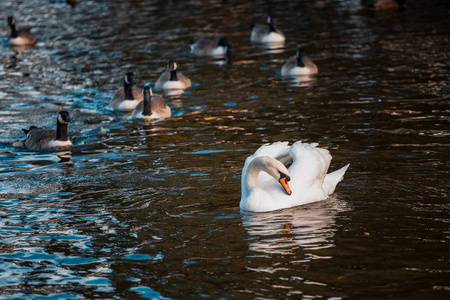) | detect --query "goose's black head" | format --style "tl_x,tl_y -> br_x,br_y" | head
57,111 -> 71,124
218,37 -> 231,49
7,16 -> 15,26
124,72 -> 136,86
167,60 -> 178,81
218,37 -> 232,60
167,60 -> 177,72
296,48 -> 305,57
267,15 -> 276,31
142,84 -> 152,99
